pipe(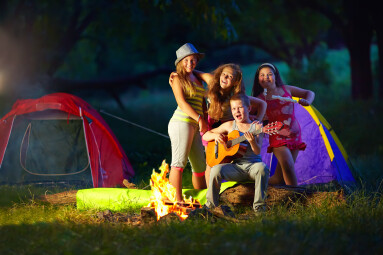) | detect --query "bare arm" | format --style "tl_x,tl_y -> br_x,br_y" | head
193,70 -> 214,84
249,96 -> 266,121
202,121 -> 232,143
169,72 -> 178,87
170,70 -> 213,87
285,85 -> 315,106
